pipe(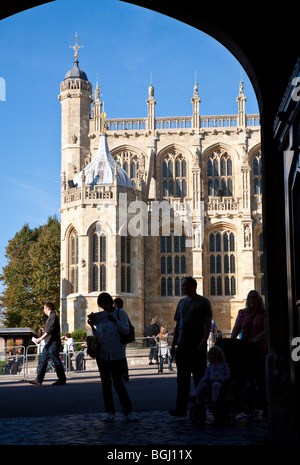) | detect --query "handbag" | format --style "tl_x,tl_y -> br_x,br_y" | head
86,315 -> 100,358
86,333 -> 99,359
117,309 -> 135,344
